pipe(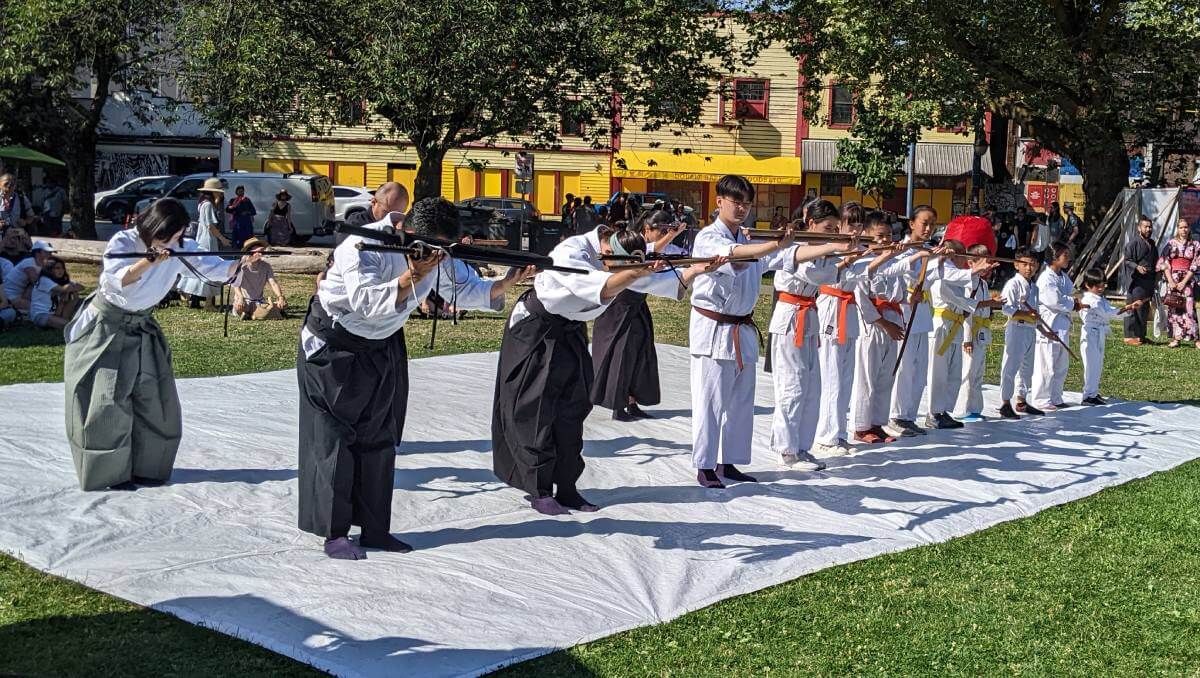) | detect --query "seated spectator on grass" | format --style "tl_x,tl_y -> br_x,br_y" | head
231,238 -> 287,320
1,227 -> 31,280
0,281 -> 14,329
2,240 -> 54,312
30,256 -> 83,330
